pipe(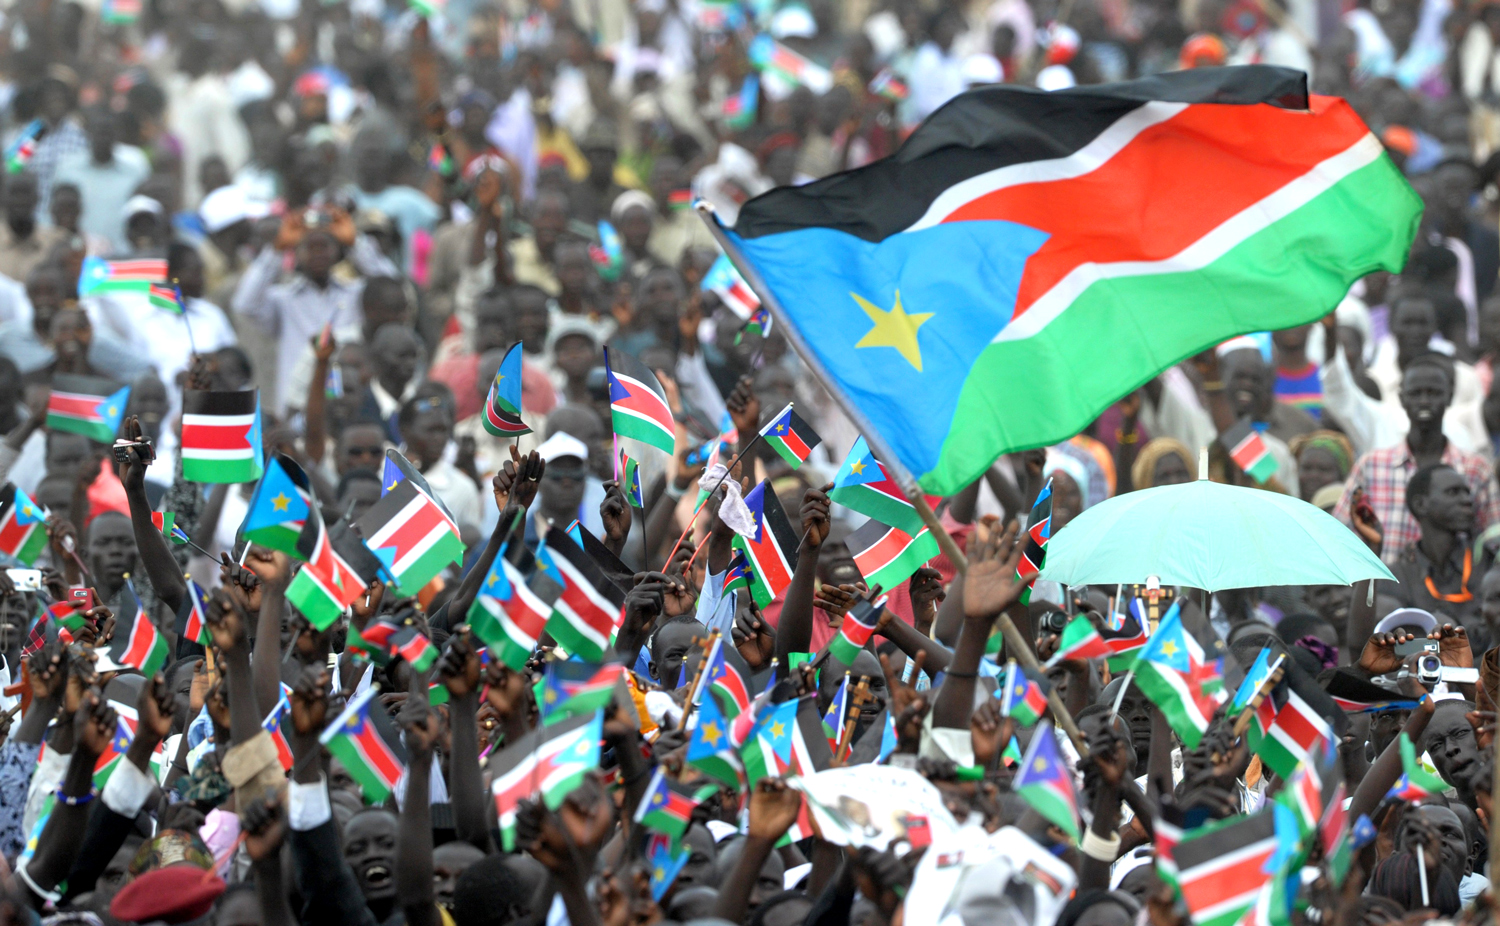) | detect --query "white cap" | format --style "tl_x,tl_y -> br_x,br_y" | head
123,195 -> 164,220
1035,63 -> 1076,91
771,5 -> 817,38
200,185 -> 271,233
536,431 -> 589,464
960,53 -> 1004,87
1374,607 -> 1438,635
